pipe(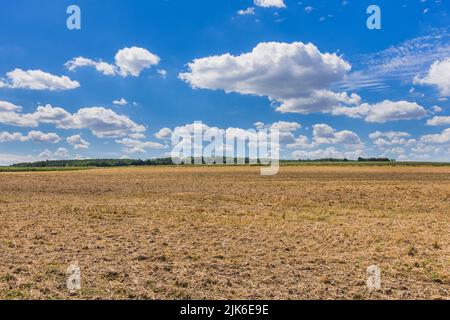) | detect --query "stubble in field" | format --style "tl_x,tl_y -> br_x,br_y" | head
0,166 -> 449,299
